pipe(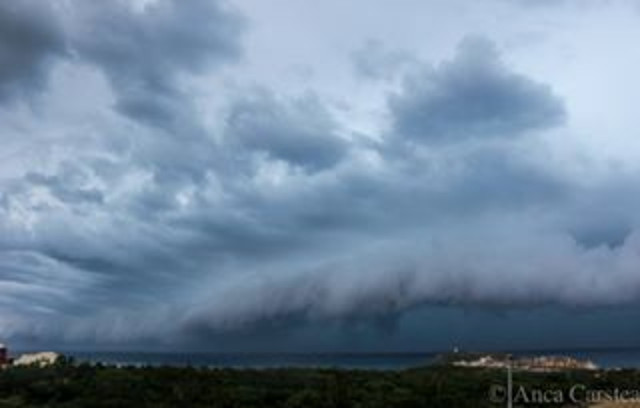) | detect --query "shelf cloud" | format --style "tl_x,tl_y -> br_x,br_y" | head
1,0 -> 640,349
